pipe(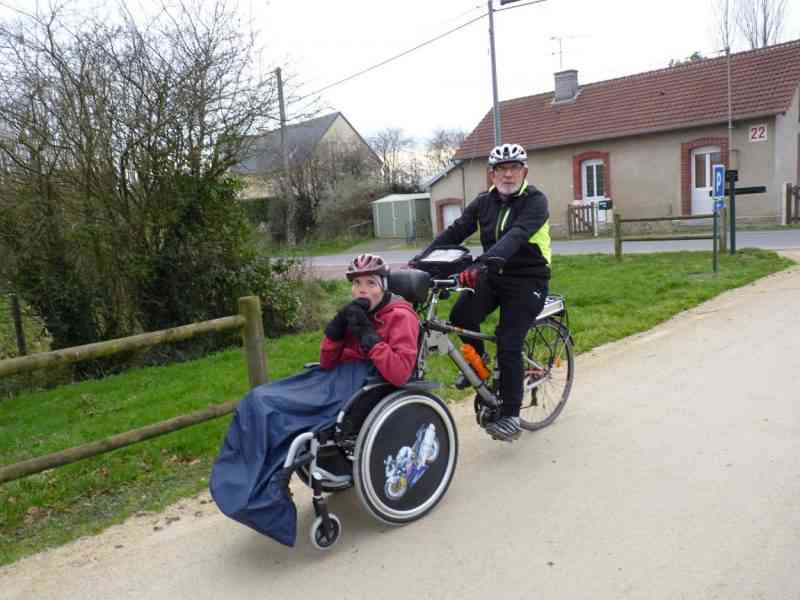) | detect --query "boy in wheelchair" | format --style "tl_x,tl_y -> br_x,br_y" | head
209,253 -> 420,547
